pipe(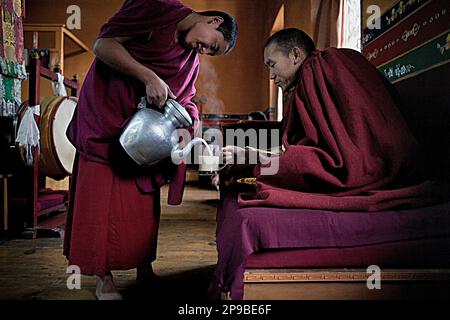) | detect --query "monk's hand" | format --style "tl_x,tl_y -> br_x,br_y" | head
144,73 -> 177,109
222,145 -> 246,164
